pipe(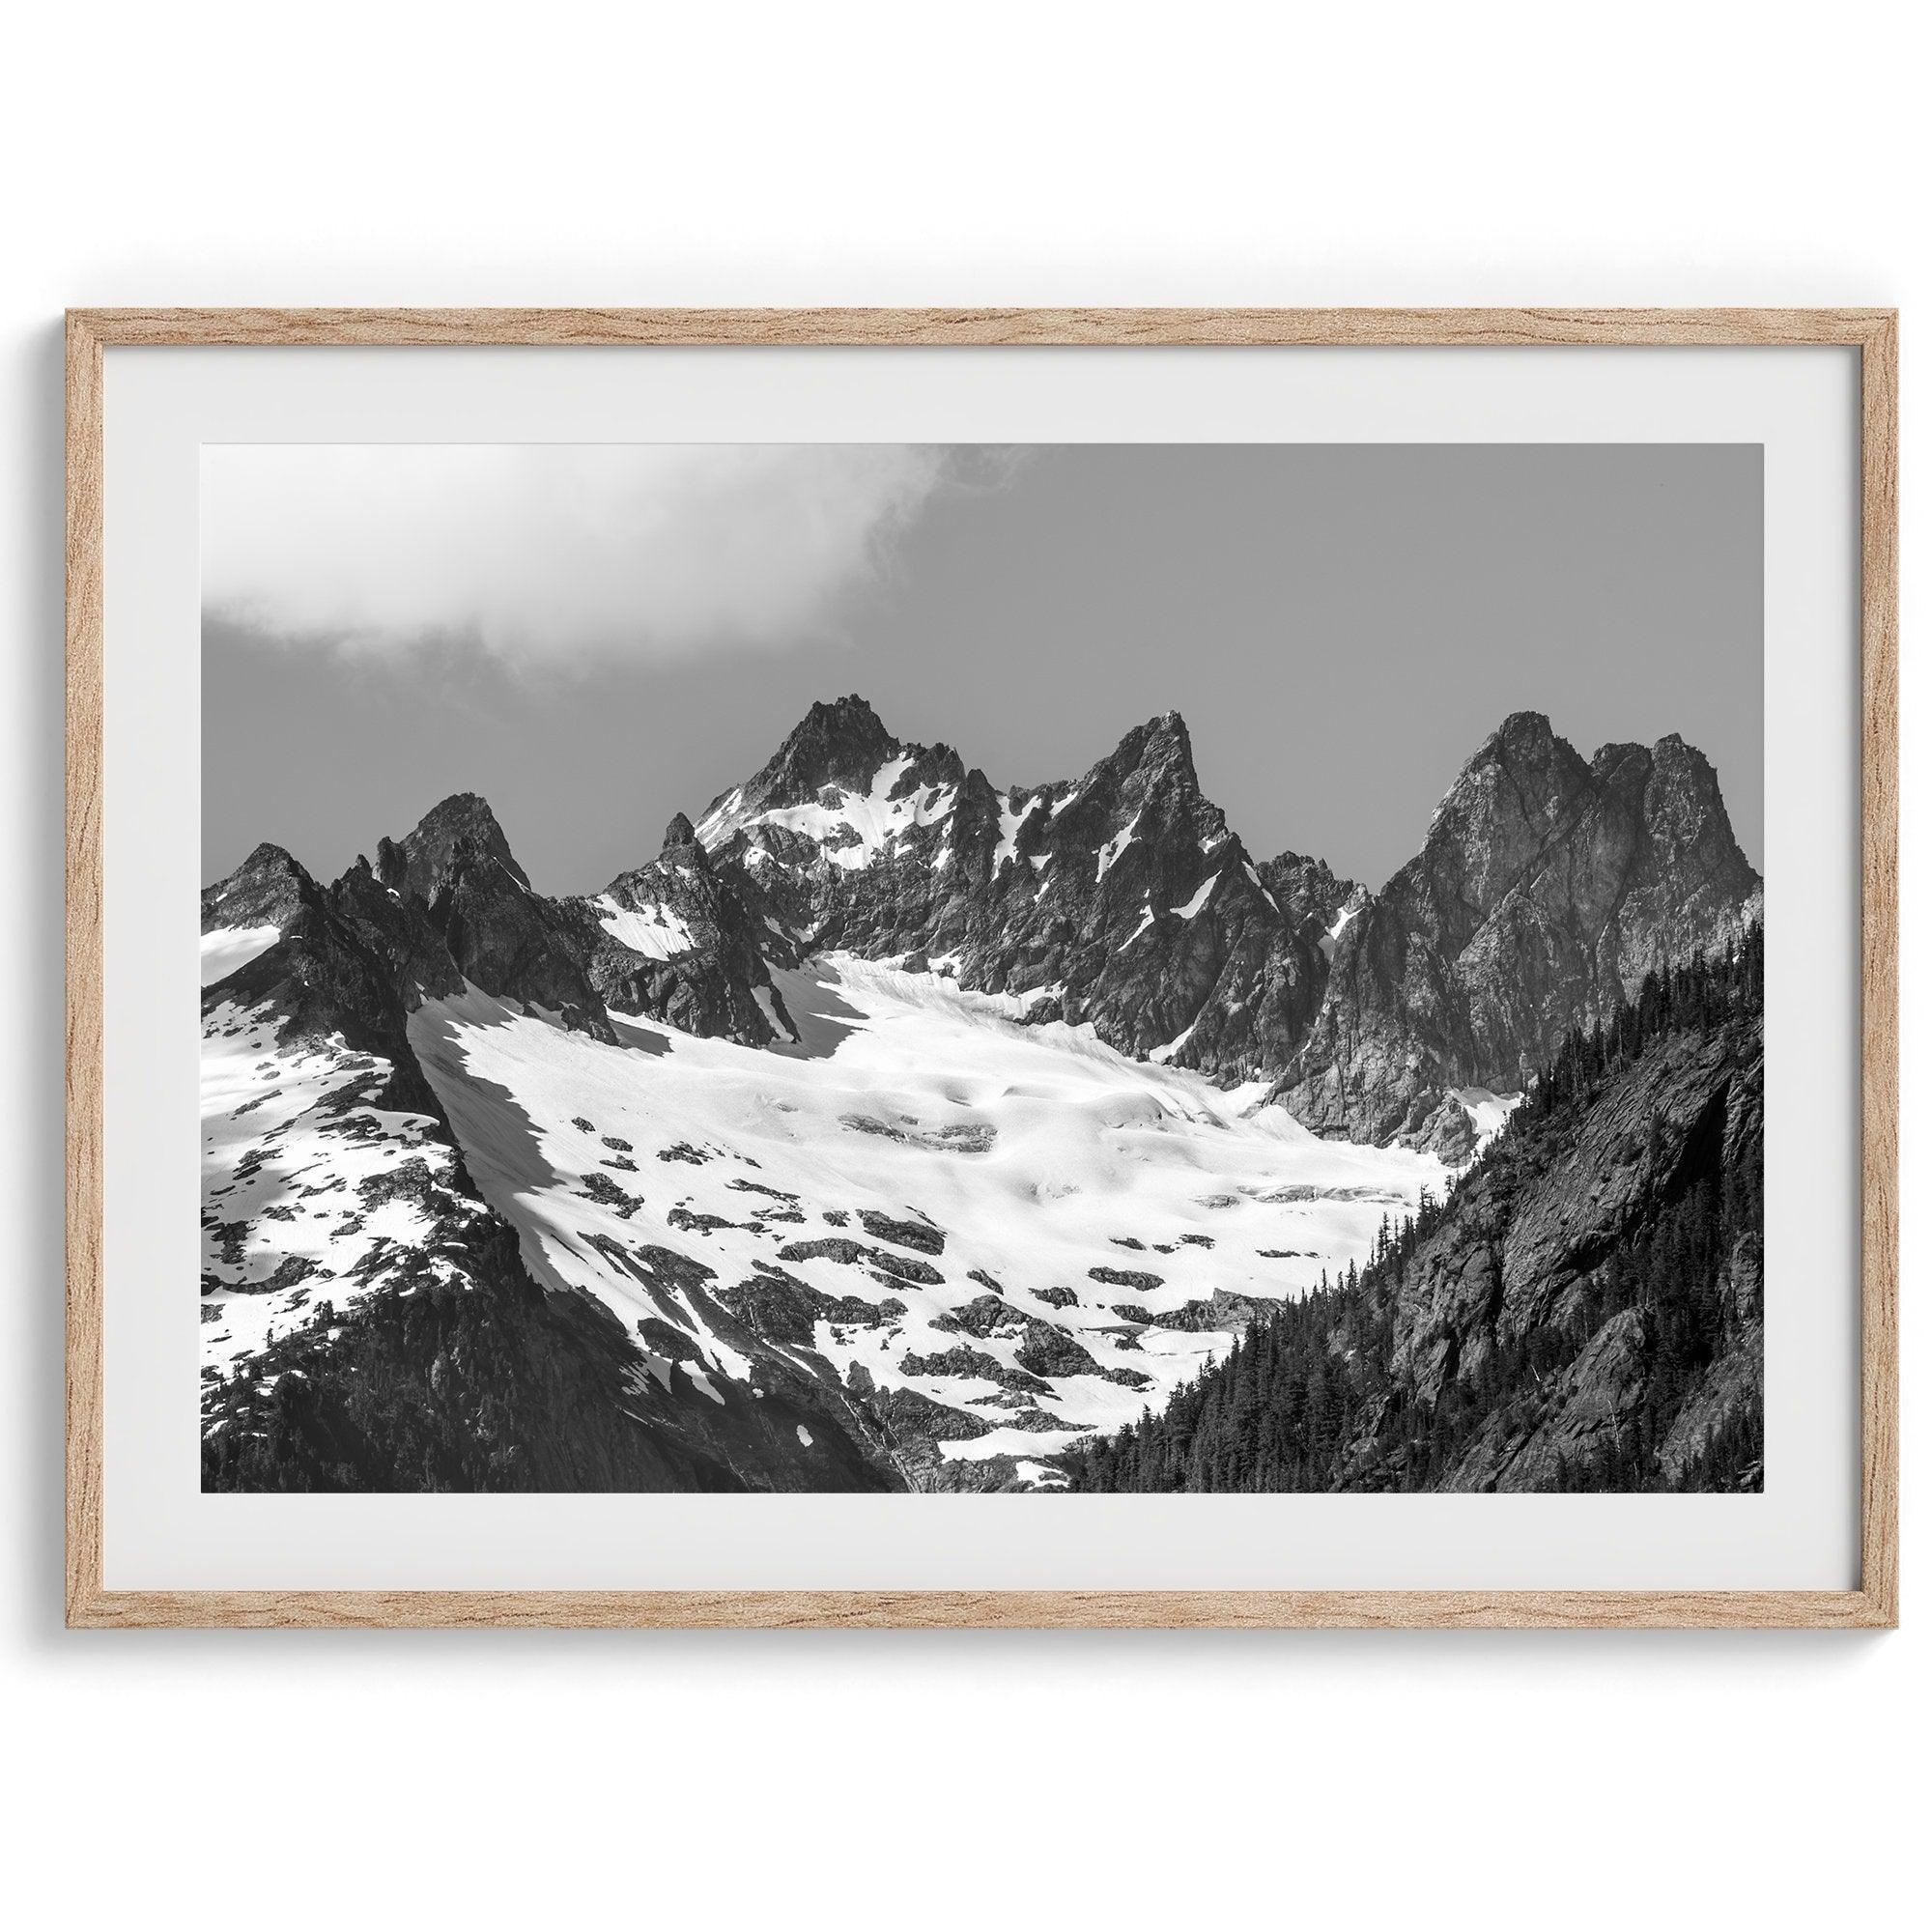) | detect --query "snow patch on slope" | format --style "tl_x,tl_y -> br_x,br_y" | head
705,755 -> 957,872
596,896 -> 694,960
1320,899 -> 1363,959
1451,1085 -> 1523,1151
993,794 -> 1040,874
1170,872 -> 1220,920
201,925 -> 281,986
1095,810 -> 1142,882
